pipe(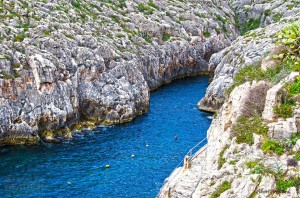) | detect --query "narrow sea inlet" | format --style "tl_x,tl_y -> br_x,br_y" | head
0,76 -> 212,198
